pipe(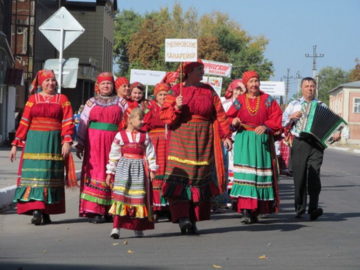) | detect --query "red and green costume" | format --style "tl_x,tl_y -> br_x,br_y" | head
12,93 -> 74,215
